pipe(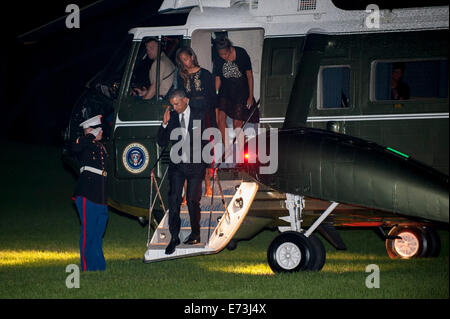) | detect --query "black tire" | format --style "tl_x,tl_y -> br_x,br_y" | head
307,234 -> 326,271
267,231 -> 314,273
226,239 -> 238,251
423,227 -> 441,258
385,226 -> 428,259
